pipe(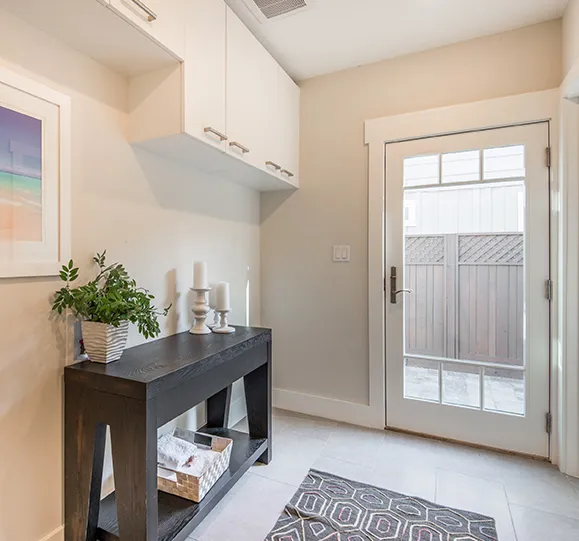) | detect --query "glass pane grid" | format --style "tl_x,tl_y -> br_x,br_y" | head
404,358 -> 440,403
484,145 -> 525,180
401,144 -> 528,416
442,363 -> 481,409
442,150 -> 480,184
403,358 -> 526,416
483,367 -> 526,415
403,154 -> 439,187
